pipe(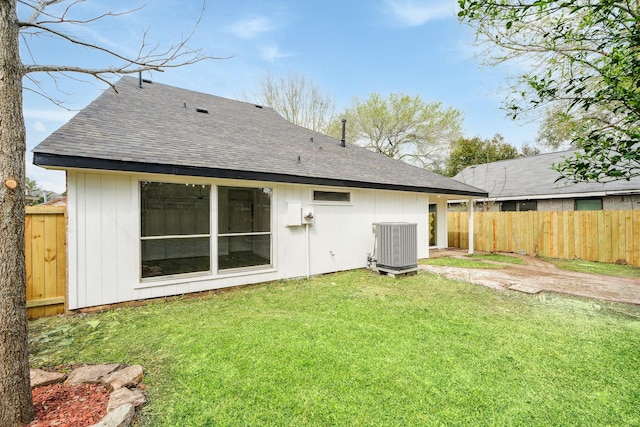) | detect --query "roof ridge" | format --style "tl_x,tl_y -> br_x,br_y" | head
460,149 -> 580,172
119,75 -> 277,112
